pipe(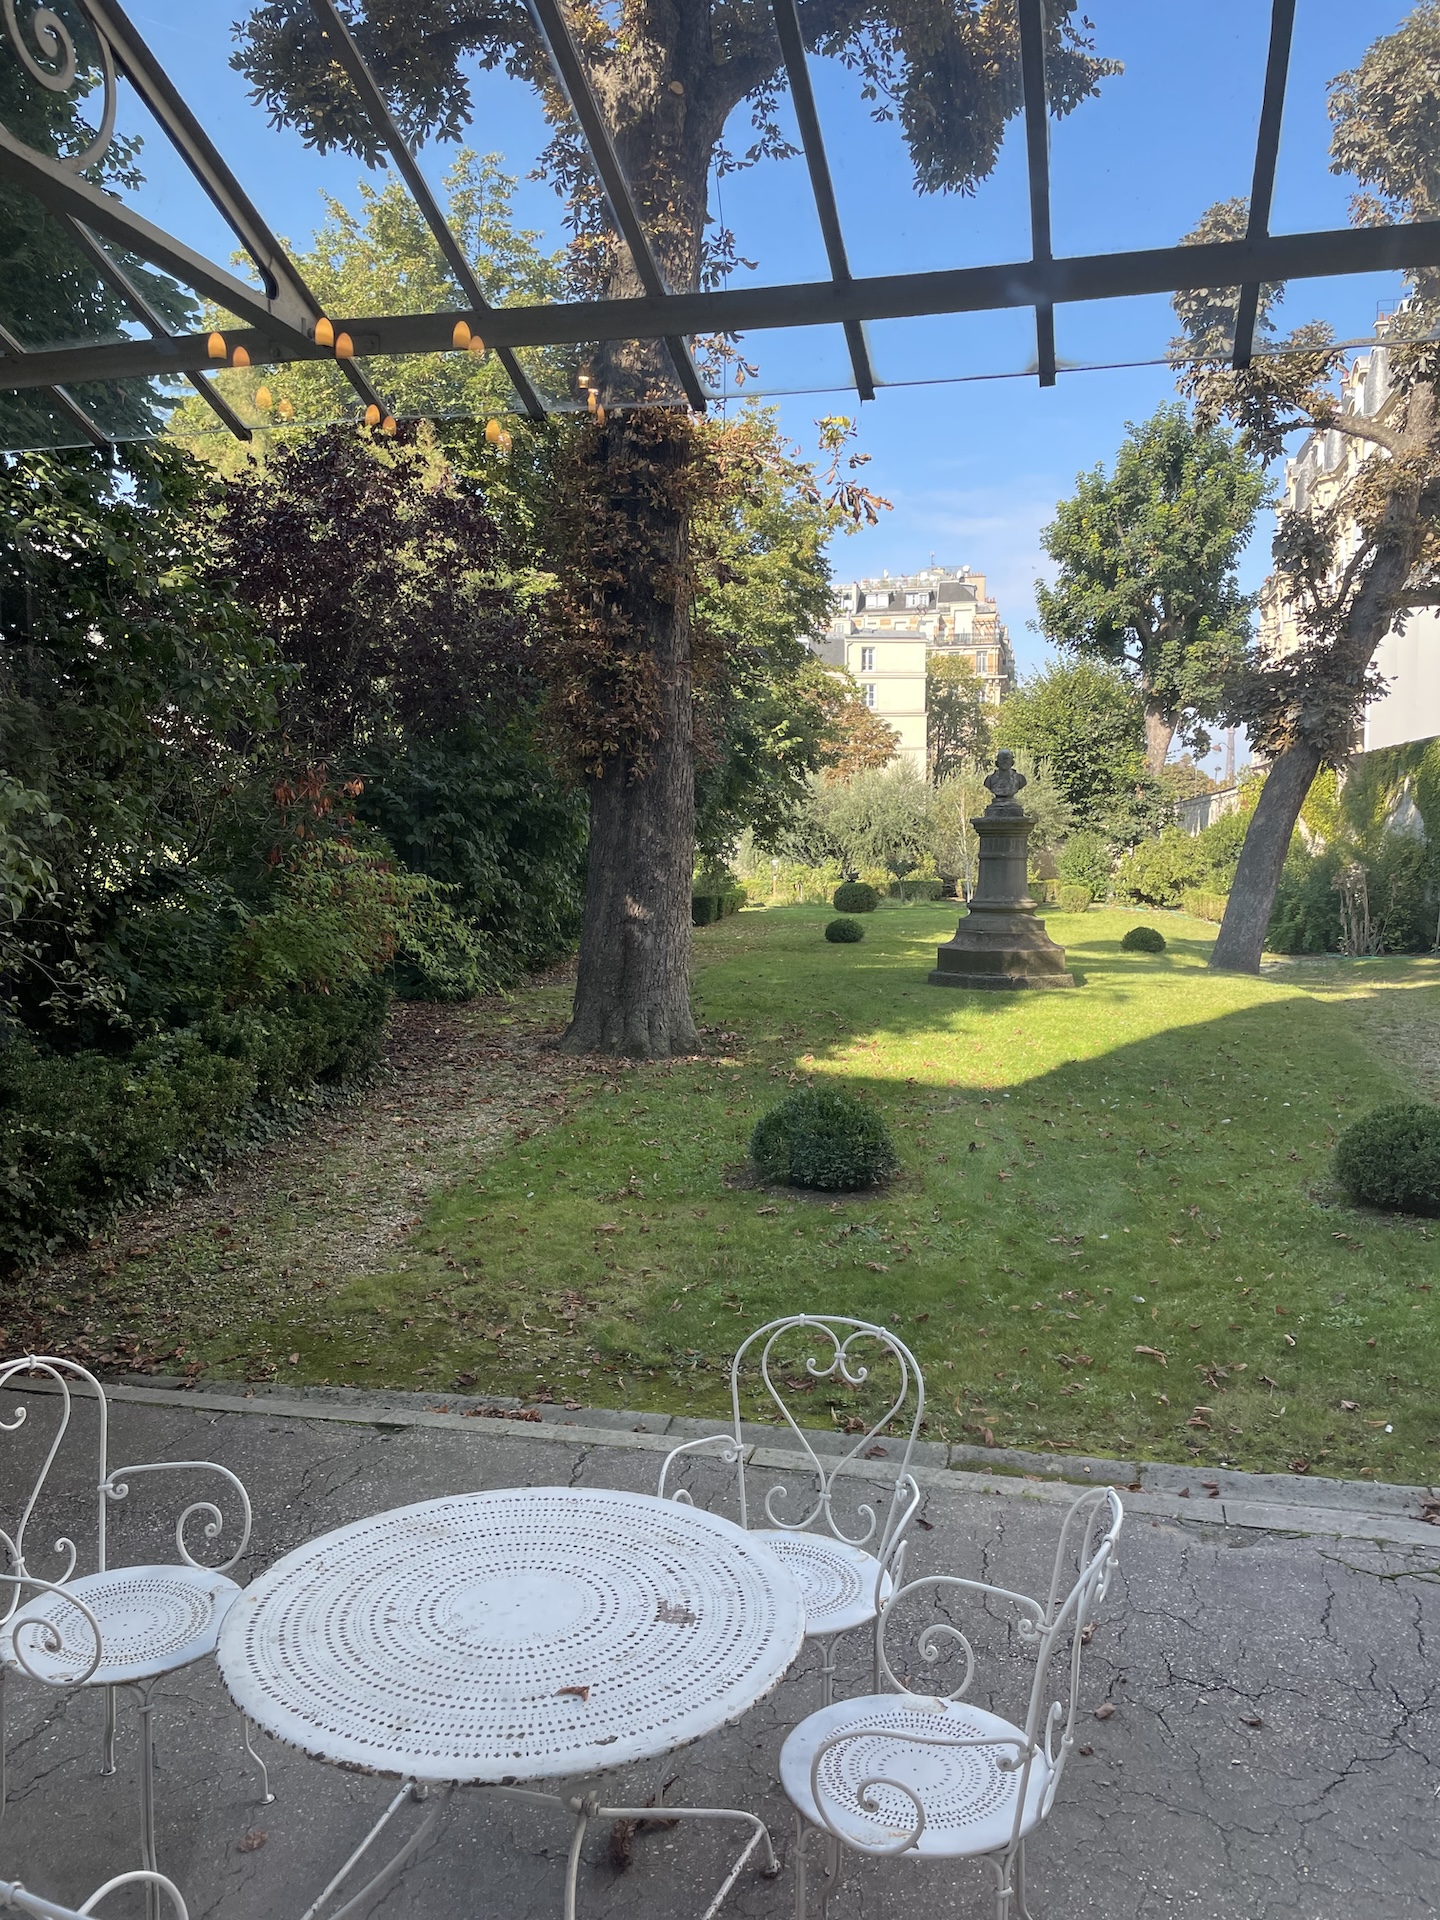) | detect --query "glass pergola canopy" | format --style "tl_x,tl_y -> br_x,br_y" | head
0,0 -> 1436,451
